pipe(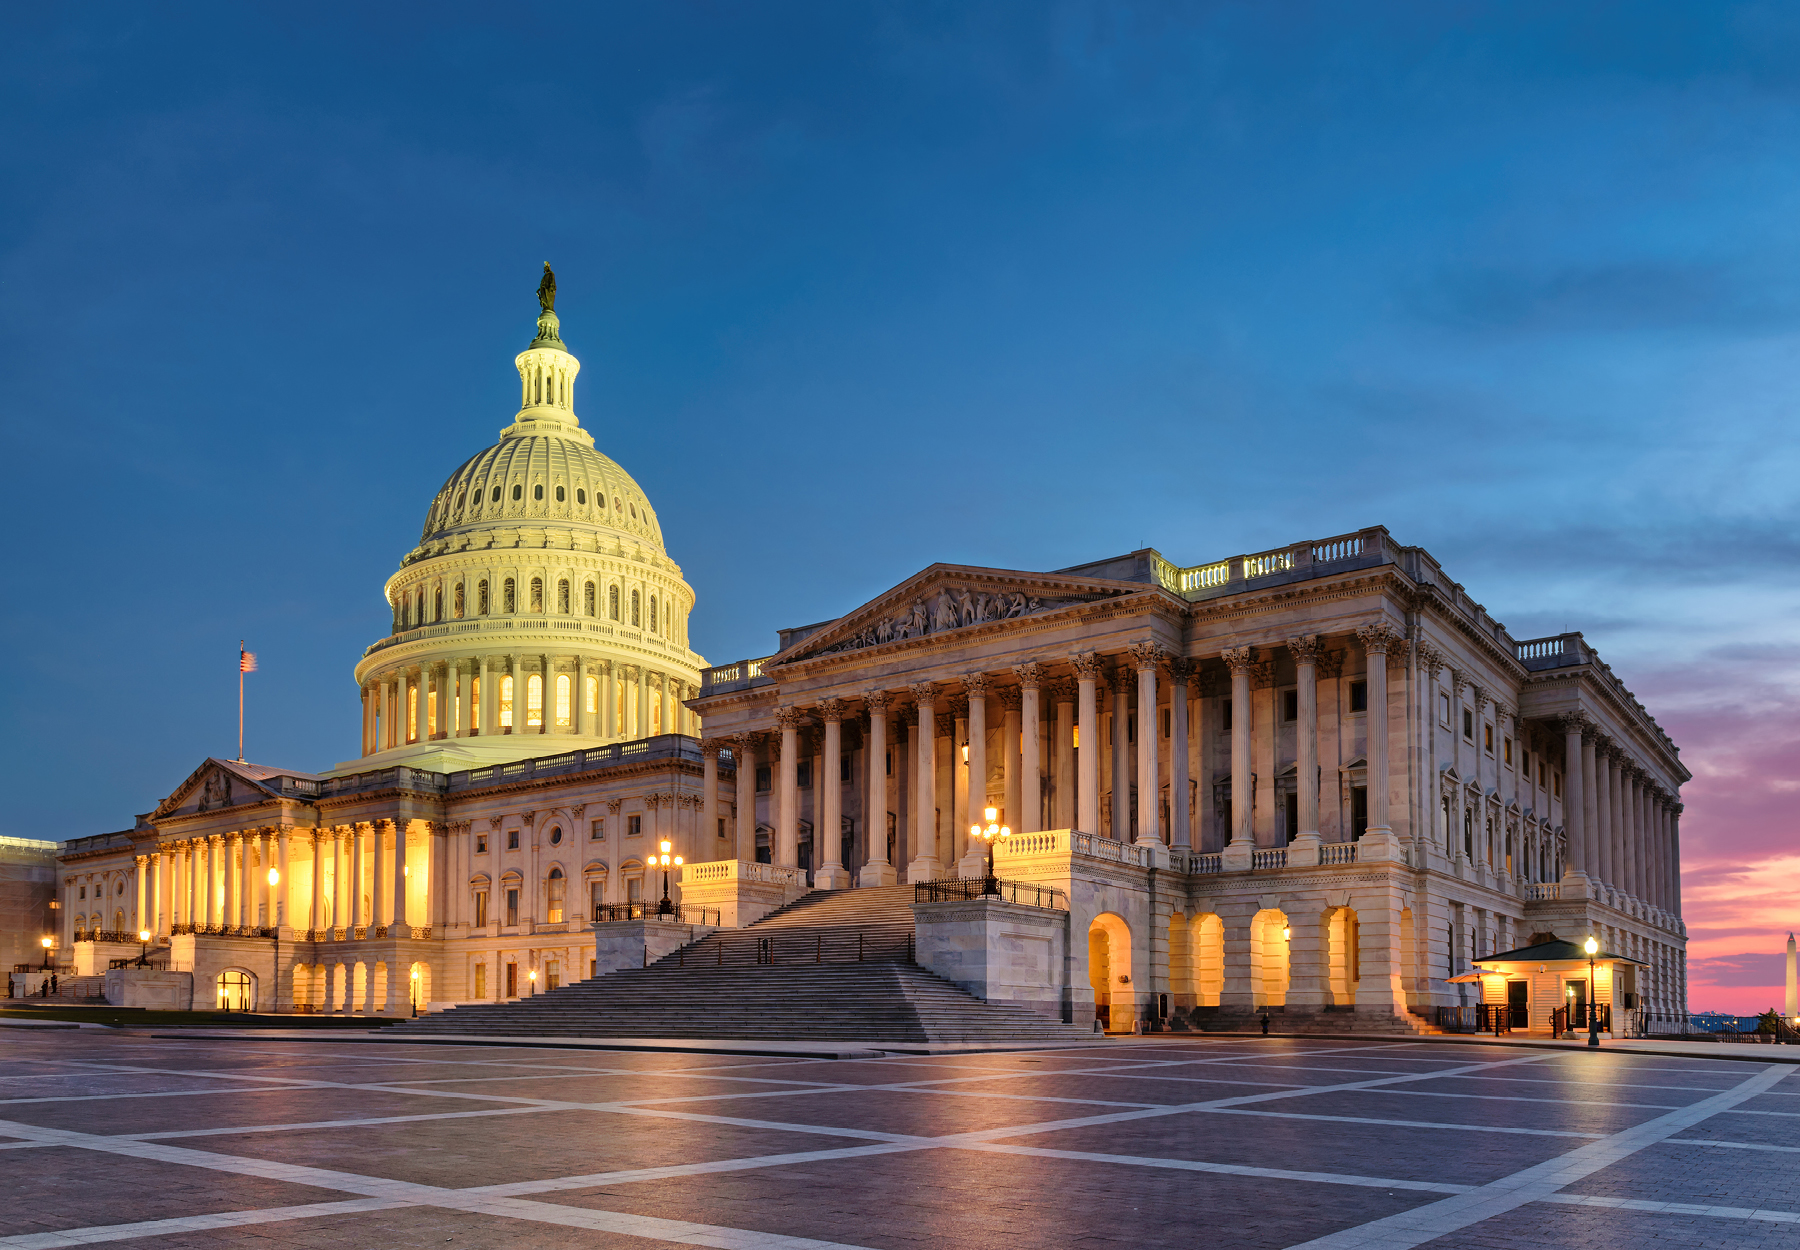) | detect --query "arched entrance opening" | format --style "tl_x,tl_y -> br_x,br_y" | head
1250,908 -> 1291,1007
1168,912 -> 1193,1010
216,969 -> 255,1012
410,962 -> 432,1015
1327,907 -> 1361,1005
1087,913 -> 1133,1033
1194,913 -> 1224,1006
